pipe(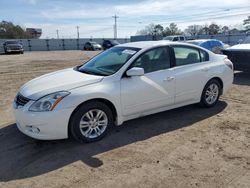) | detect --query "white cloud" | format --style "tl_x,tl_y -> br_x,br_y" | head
27,0 -> 250,38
